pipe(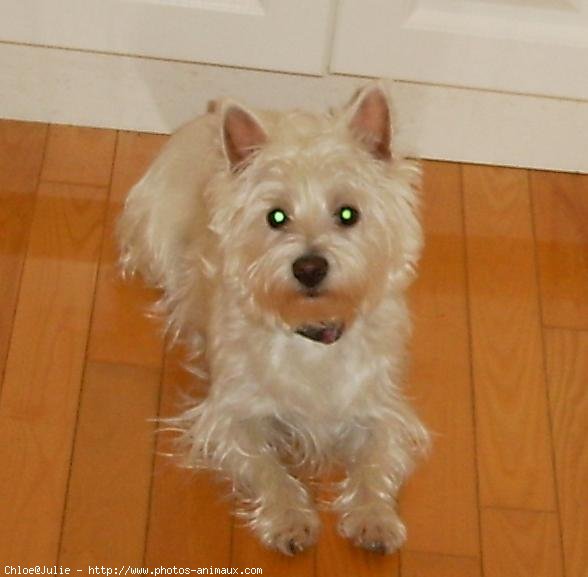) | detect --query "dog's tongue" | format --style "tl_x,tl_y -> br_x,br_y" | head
295,322 -> 344,345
